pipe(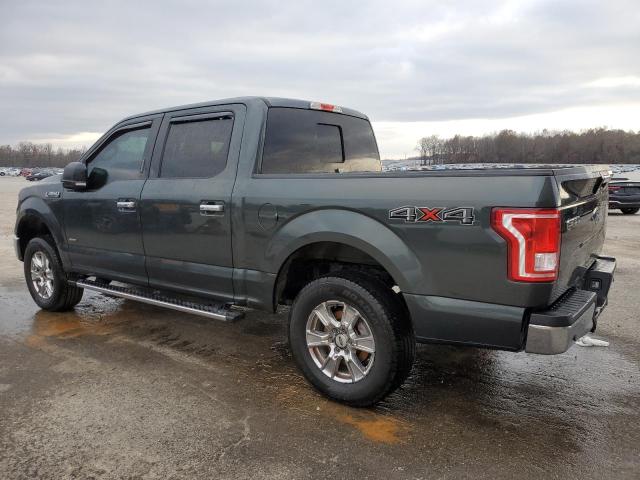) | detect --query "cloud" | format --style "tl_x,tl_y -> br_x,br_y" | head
31,131 -> 103,150
585,76 -> 640,88
0,0 -> 639,157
